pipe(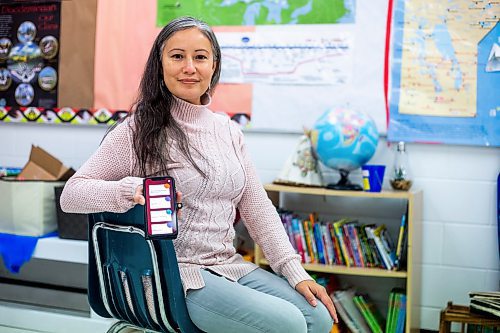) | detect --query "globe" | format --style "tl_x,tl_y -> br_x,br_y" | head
311,107 -> 379,190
